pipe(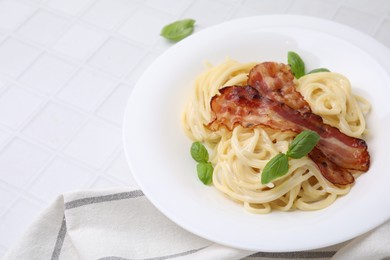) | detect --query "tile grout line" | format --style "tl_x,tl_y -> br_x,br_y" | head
225,0 -> 248,20
371,13 -> 388,37
283,0 -> 297,13
329,0 -> 349,20
335,1 -> 387,37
